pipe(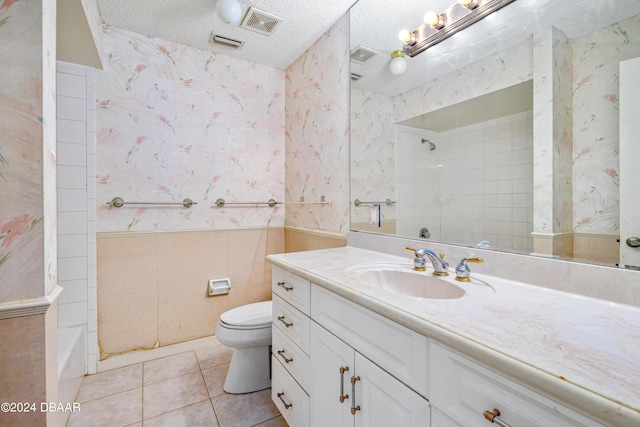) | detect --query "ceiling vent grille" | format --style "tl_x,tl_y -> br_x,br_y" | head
240,7 -> 283,36
350,46 -> 379,64
209,33 -> 245,49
